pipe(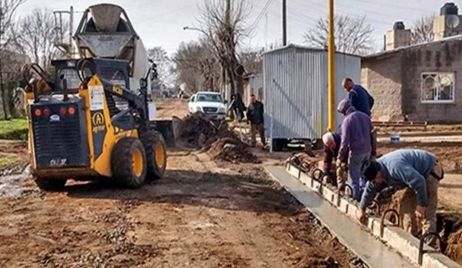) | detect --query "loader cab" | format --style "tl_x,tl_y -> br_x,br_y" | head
52,60 -> 81,94
52,59 -> 130,90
